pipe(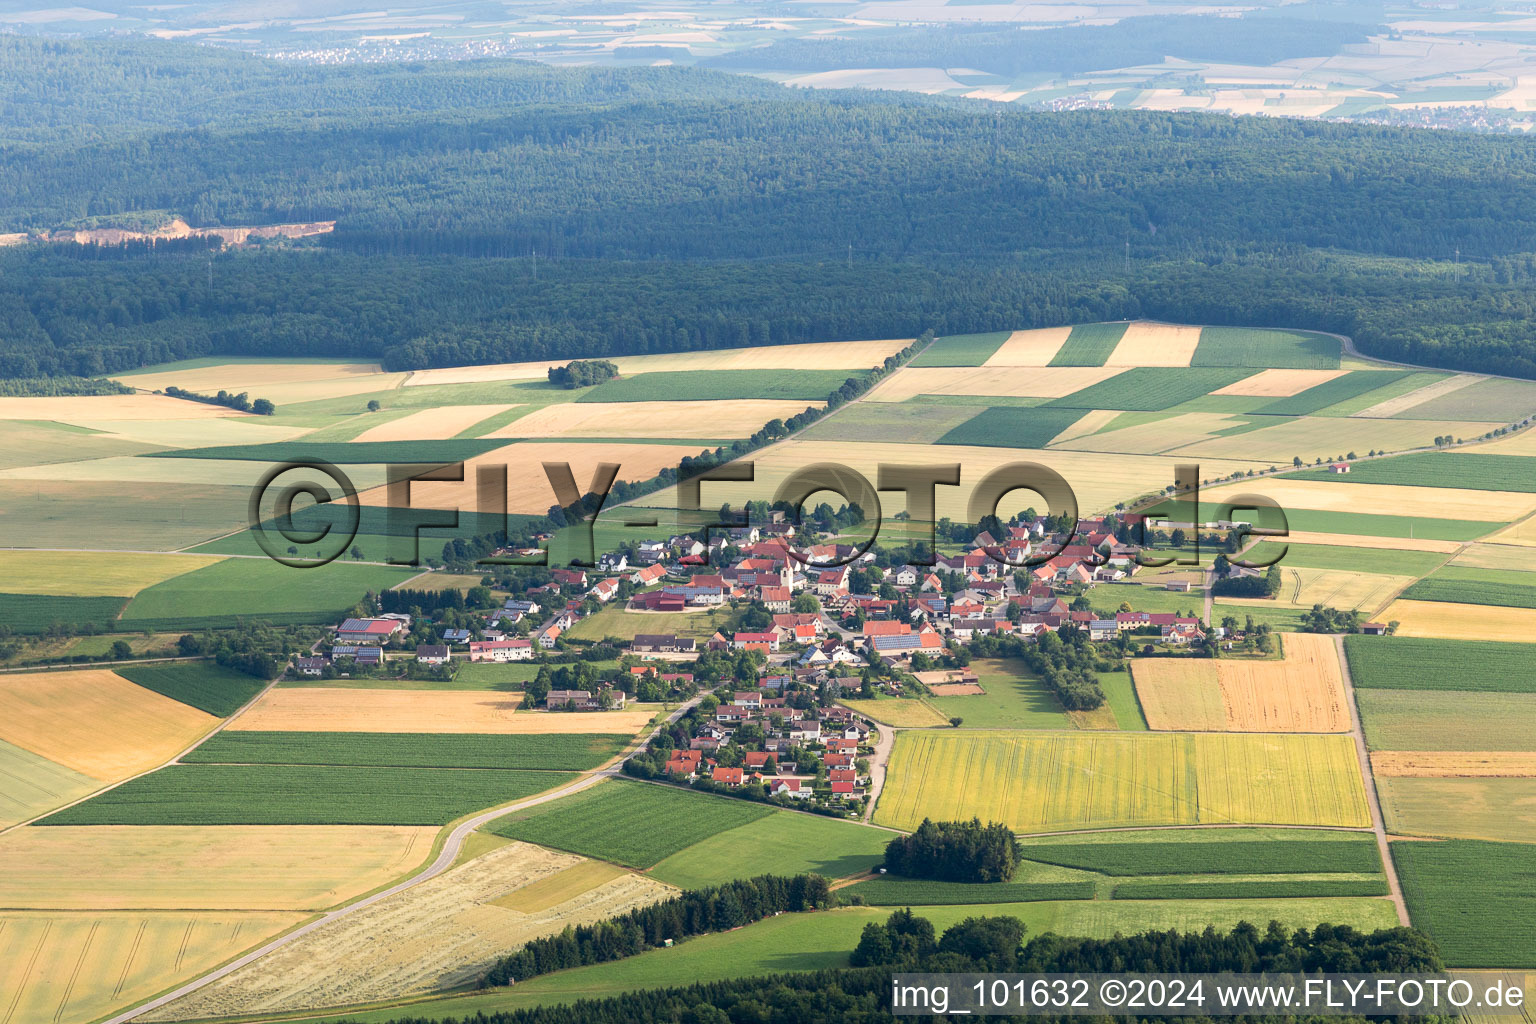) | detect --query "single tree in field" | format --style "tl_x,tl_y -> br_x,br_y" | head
949,716 -> 963,728
366,399 -> 381,412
